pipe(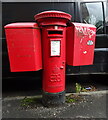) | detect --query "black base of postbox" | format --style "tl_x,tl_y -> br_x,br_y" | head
42,91 -> 65,107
